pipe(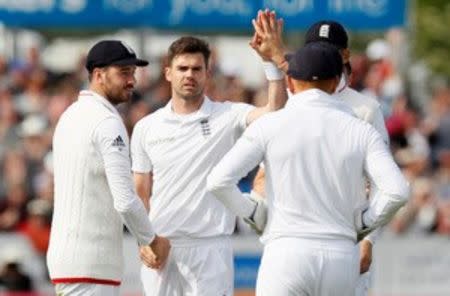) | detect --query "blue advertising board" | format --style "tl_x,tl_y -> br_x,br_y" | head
0,0 -> 407,30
